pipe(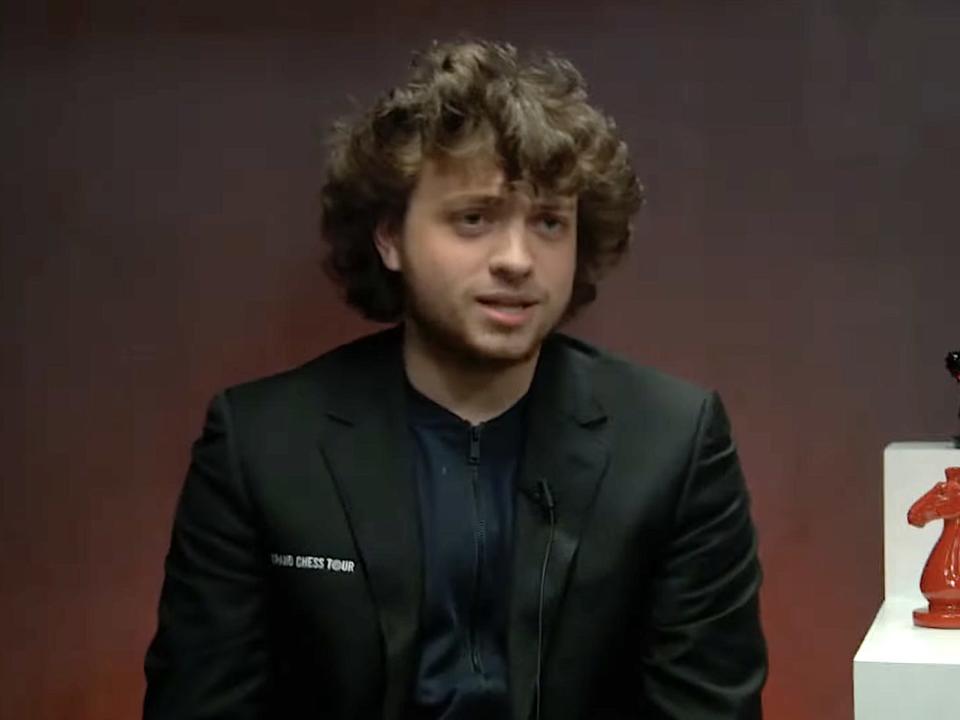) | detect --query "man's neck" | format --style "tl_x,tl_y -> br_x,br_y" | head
401,323 -> 540,425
